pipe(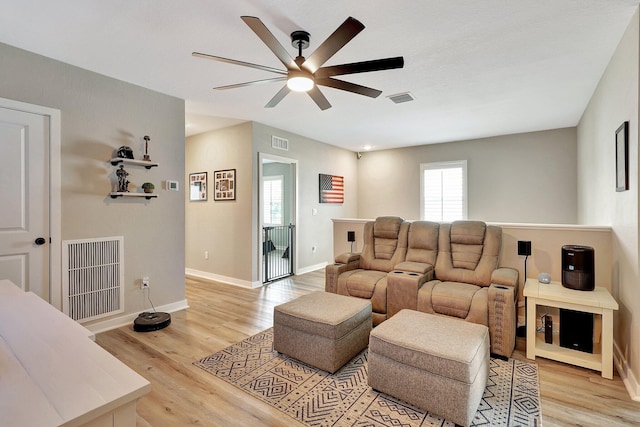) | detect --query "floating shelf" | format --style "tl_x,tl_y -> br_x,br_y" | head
109,158 -> 159,169
109,192 -> 158,200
